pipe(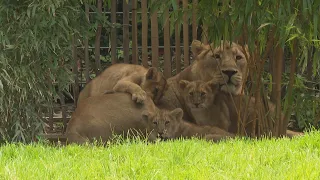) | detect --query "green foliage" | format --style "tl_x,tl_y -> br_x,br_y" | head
151,0 -> 320,130
0,0 -> 90,142
1,132 -> 320,179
